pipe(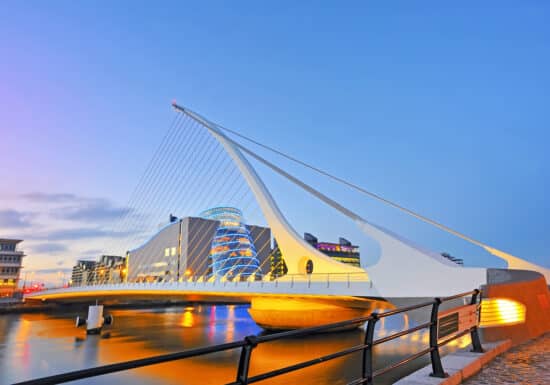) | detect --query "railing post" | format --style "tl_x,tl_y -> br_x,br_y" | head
470,289 -> 484,353
235,335 -> 259,385
362,313 -> 378,385
429,298 -> 448,378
